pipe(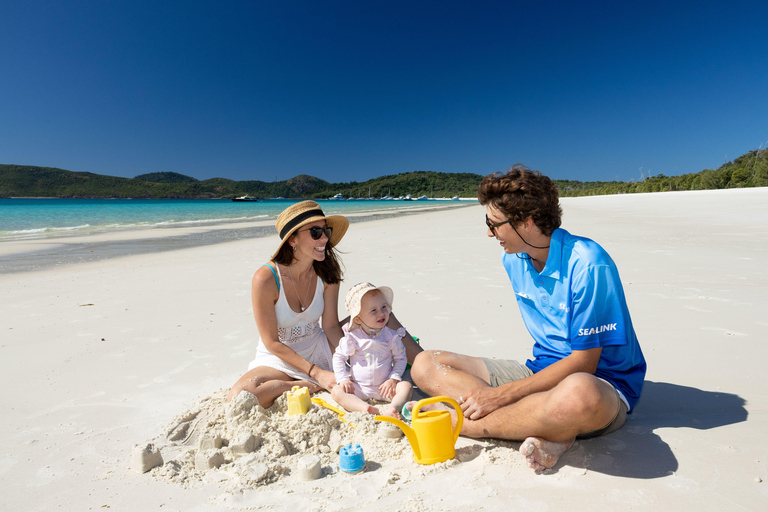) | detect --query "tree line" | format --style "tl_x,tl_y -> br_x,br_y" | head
1,147 -> 766,199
